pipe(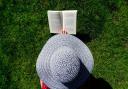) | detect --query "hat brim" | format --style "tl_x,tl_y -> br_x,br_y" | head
36,34 -> 94,89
